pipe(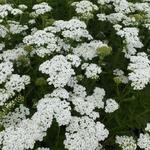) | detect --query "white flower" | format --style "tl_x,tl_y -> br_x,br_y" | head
53,99 -> 71,126
66,54 -> 81,67
0,25 -> 8,38
0,95 -> 71,150
32,2 -> 52,16
105,99 -> 119,113
51,19 -> 93,41
5,74 -> 30,92
28,19 -> 36,24
128,52 -> 150,90
50,88 -> 69,99
73,40 -> 105,60
83,63 -> 102,79
18,4 -> 28,10
138,133 -> 150,150
23,30 -> 58,54
0,89 -> 11,106
0,4 -> 13,18
39,55 -> 75,88
145,123 -> 150,133
86,87 -> 105,109
97,13 -> 107,21
113,69 -> 128,84
71,96 -> 95,116
72,0 -> 98,19
0,43 -> 5,51
11,8 -> 23,15
9,21 -> 28,34
116,27 -> 143,57
64,116 -> 109,150
70,87 -> 105,119
0,104 -> 30,128
73,84 -> 87,98
116,135 -> 137,150
0,47 -> 27,62
0,61 -> 14,84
